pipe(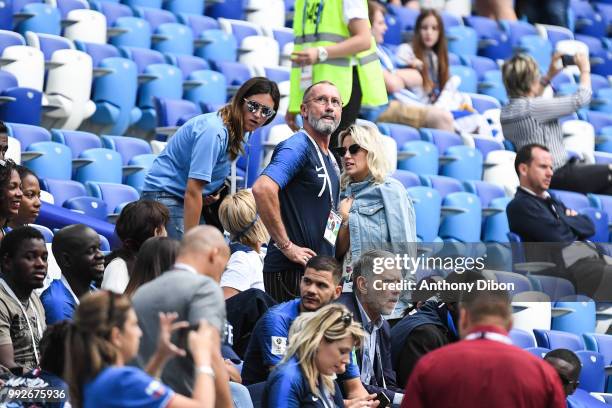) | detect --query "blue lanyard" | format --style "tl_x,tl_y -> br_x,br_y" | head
302,0 -> 326,39
446,310 -> 458,338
